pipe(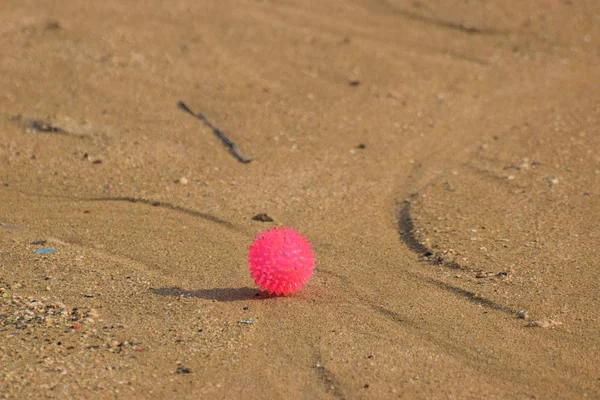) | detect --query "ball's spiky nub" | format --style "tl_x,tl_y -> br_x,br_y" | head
248,227 -> 315,296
